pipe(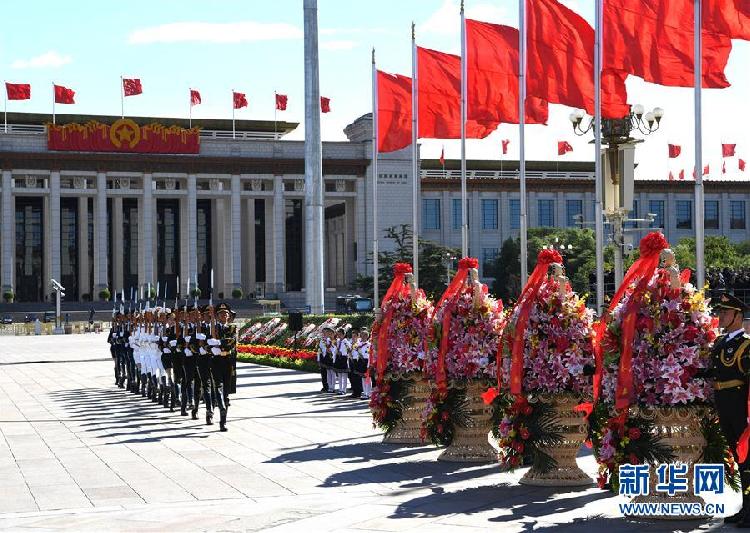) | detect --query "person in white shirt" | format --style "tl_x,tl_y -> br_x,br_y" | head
360,328 -> 372,399
332,328 -> 350,395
